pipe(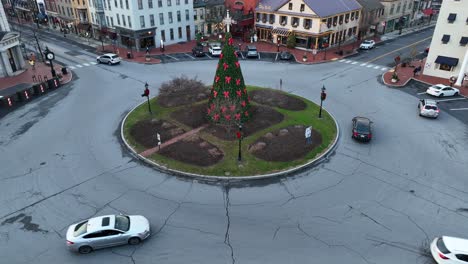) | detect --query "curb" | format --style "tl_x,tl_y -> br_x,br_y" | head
381,71 -> 412,87
120,99 -> 340,182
